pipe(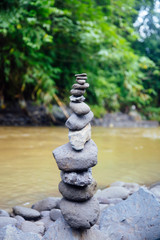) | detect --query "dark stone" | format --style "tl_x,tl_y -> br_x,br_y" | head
70,89 -> 85,96
75,73 -> 87,77
50,209 -> 62,221
59,180 -> 97,202
43,217 -> 106,240
60,197 -> 100,229
69,102 -> 90,115
65,111 -> 94,130
72,83 -> 89,90
76,77 -> 87,80
61,168 -> 92,187
32,197 -> 61,211
53,140 -> 97,172
99,188 -> 160,240
0,210 -> 9,218
0,217 -> 17,228
69,95 -> 85,103
13,206 -> 40,220
0,225 -> 41,240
